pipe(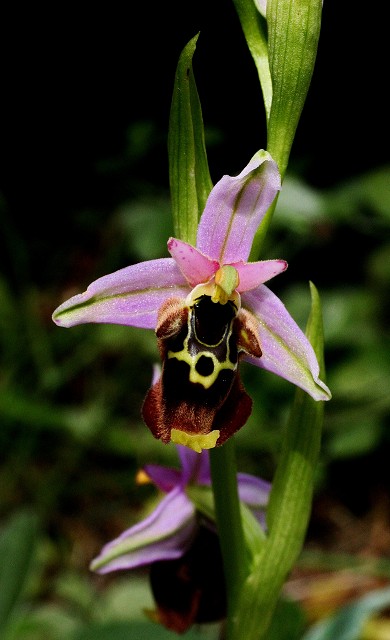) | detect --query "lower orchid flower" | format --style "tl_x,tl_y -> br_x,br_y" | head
90,445 -> 271,632
91,445 -> 270,572
53,150 -> 331,452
